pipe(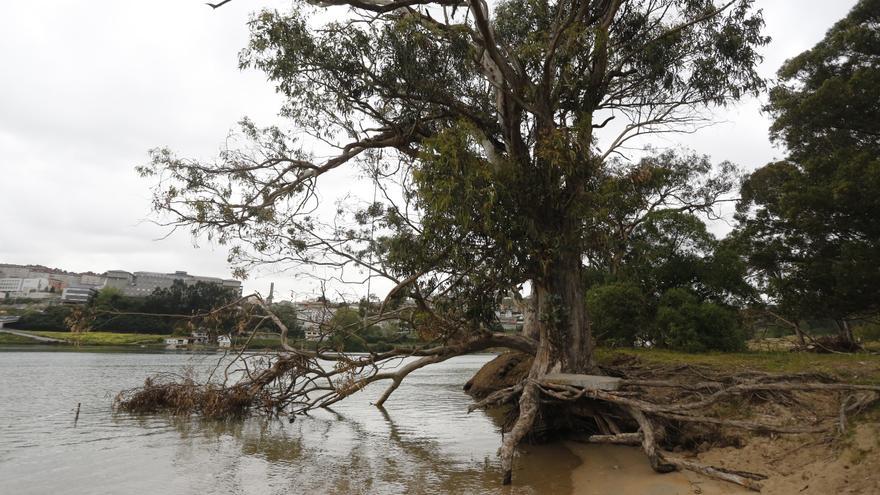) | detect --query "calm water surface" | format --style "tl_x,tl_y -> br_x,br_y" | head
0,349 -> 577,494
